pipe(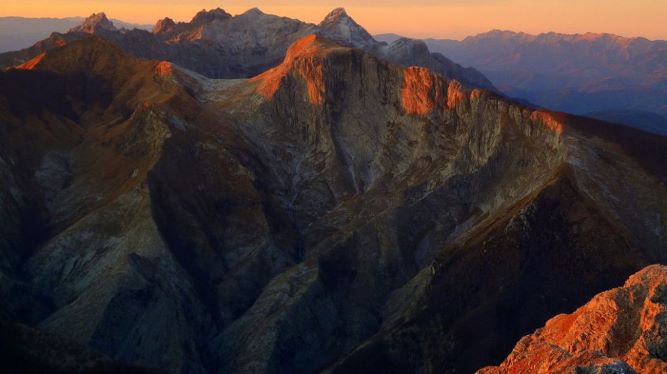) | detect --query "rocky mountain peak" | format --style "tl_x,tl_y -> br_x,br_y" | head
318,7 -> 376,48
242,7 -> 265,17
250,34 -> 342,103
480,265 -> 667,373
70,12 -> 116,34
191,8 -> 232,24
320,7 -> 349,24
153,17 -> 176,34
